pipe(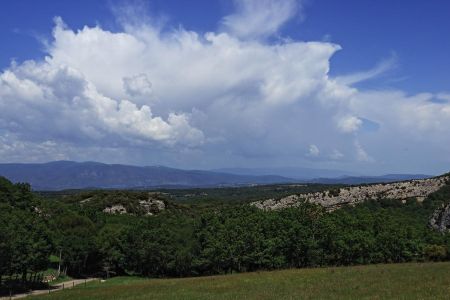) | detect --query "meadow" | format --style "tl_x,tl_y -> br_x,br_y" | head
32,262 -> 450,300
